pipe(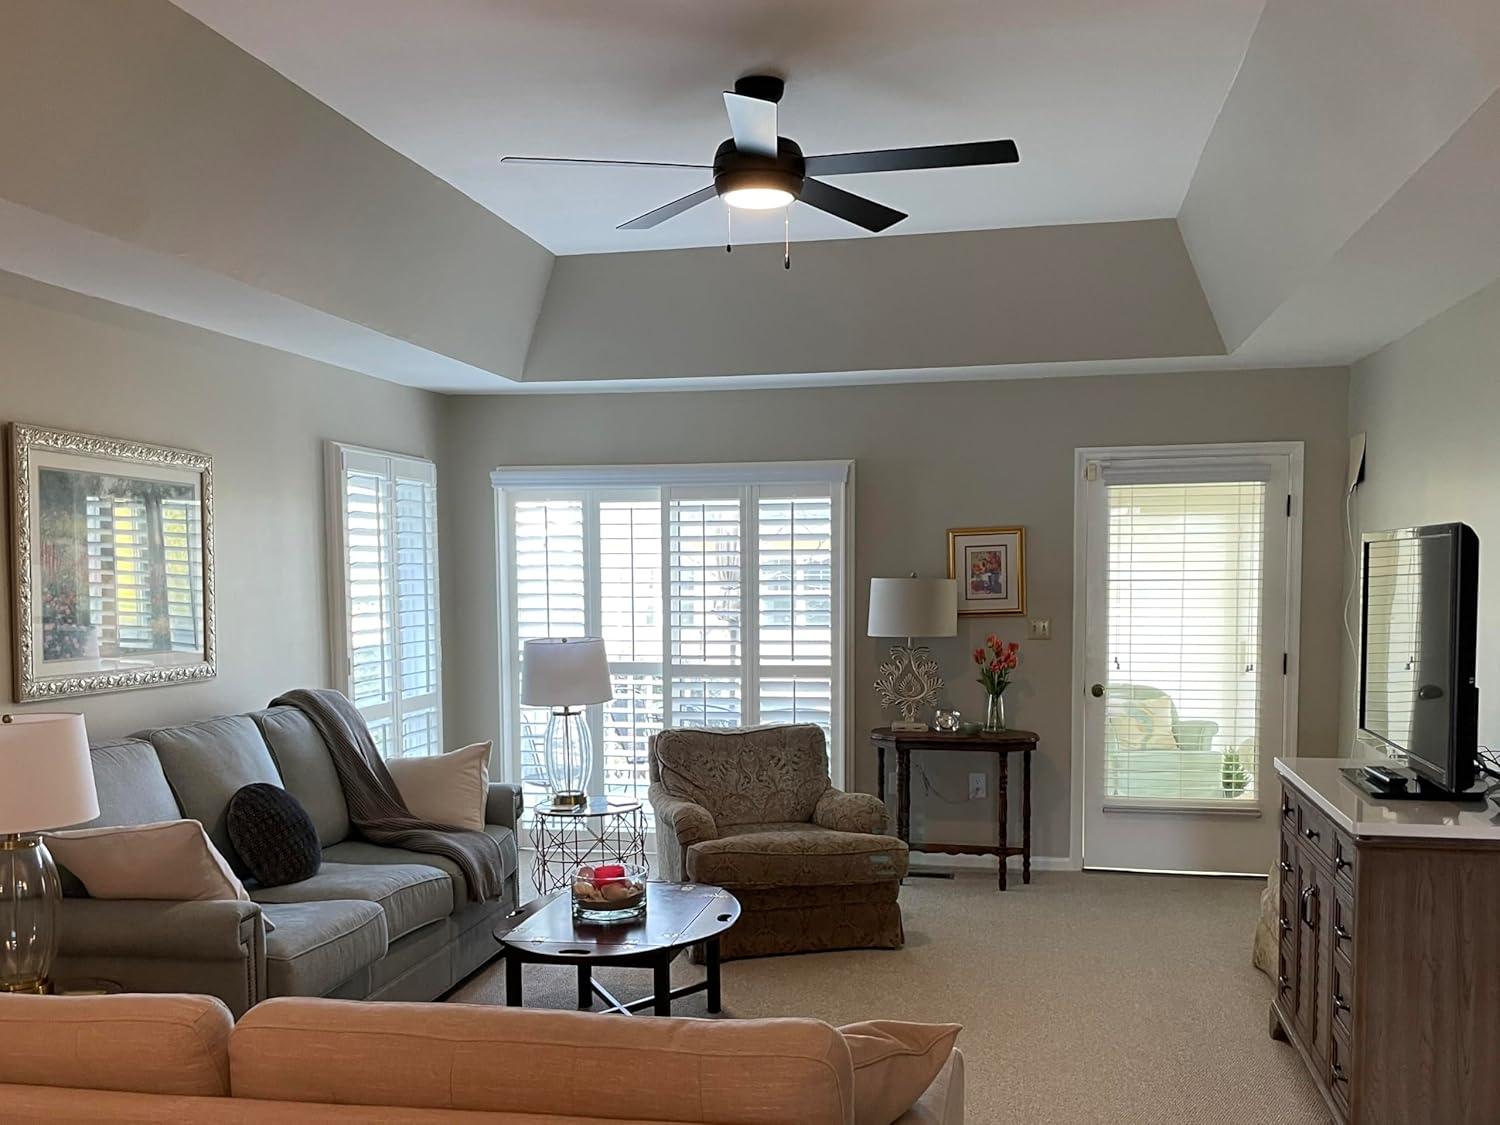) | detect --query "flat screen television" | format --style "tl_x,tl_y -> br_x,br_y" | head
1358,523 -> 1479,794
